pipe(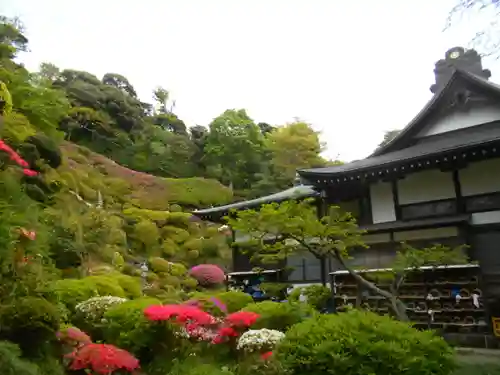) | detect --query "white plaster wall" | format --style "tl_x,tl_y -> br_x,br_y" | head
459,158 -> 500,196
369,181 -> 396,224
417,105 -> 500,138
471,210 -> 500,225
397,170 -> 455,205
